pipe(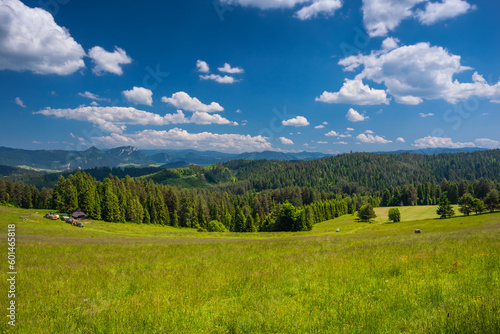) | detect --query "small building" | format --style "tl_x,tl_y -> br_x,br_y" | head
72,208 -> 88,220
